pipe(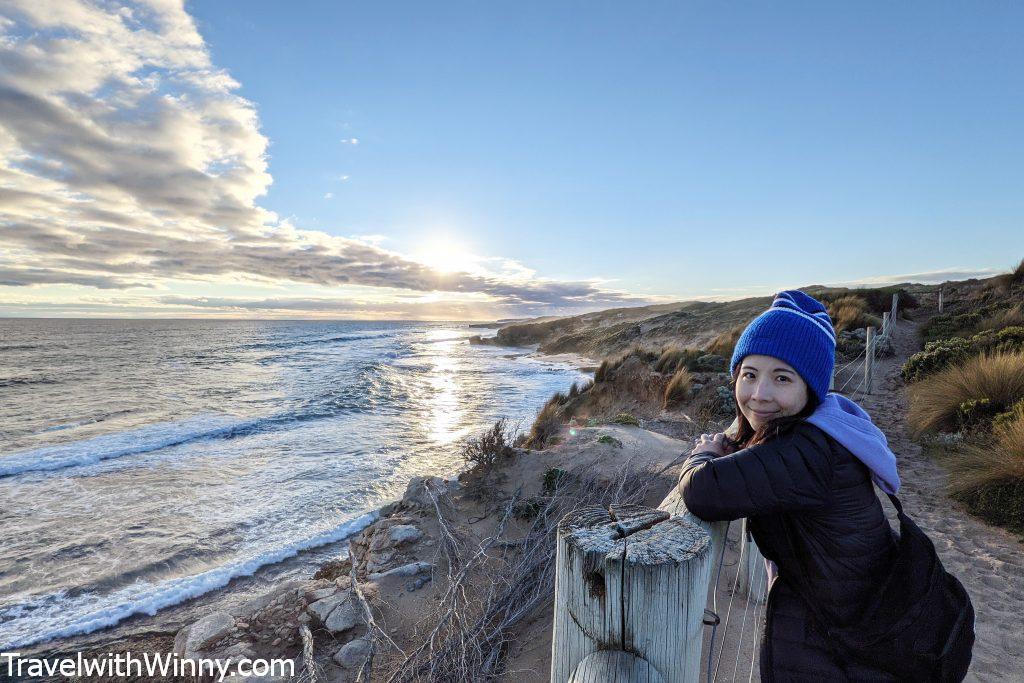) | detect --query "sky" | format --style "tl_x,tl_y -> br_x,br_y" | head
0,0 -> 1021,319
